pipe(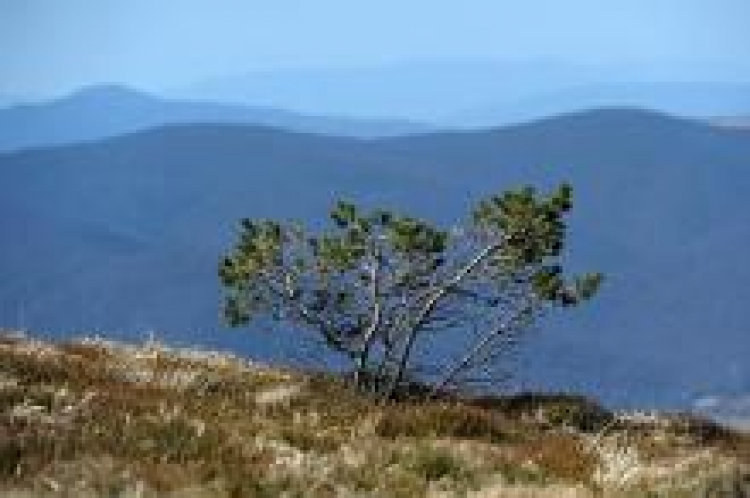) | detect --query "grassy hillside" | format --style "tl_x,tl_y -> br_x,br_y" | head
0,332 -> 747,497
